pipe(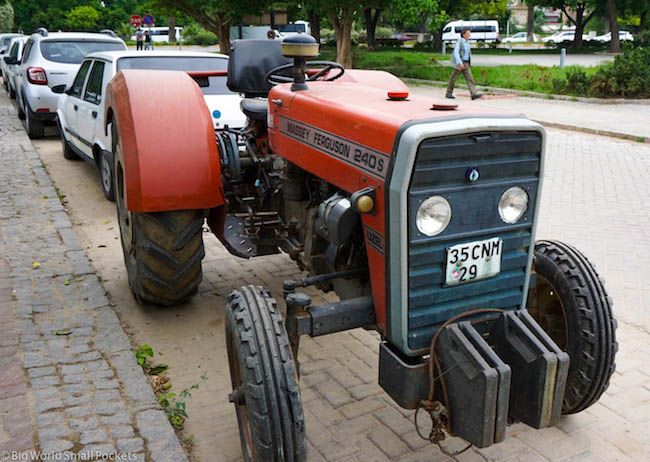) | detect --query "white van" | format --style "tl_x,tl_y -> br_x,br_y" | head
277,21 -> 311,37
130,27 -> 184,43
442,20 -> 500,43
